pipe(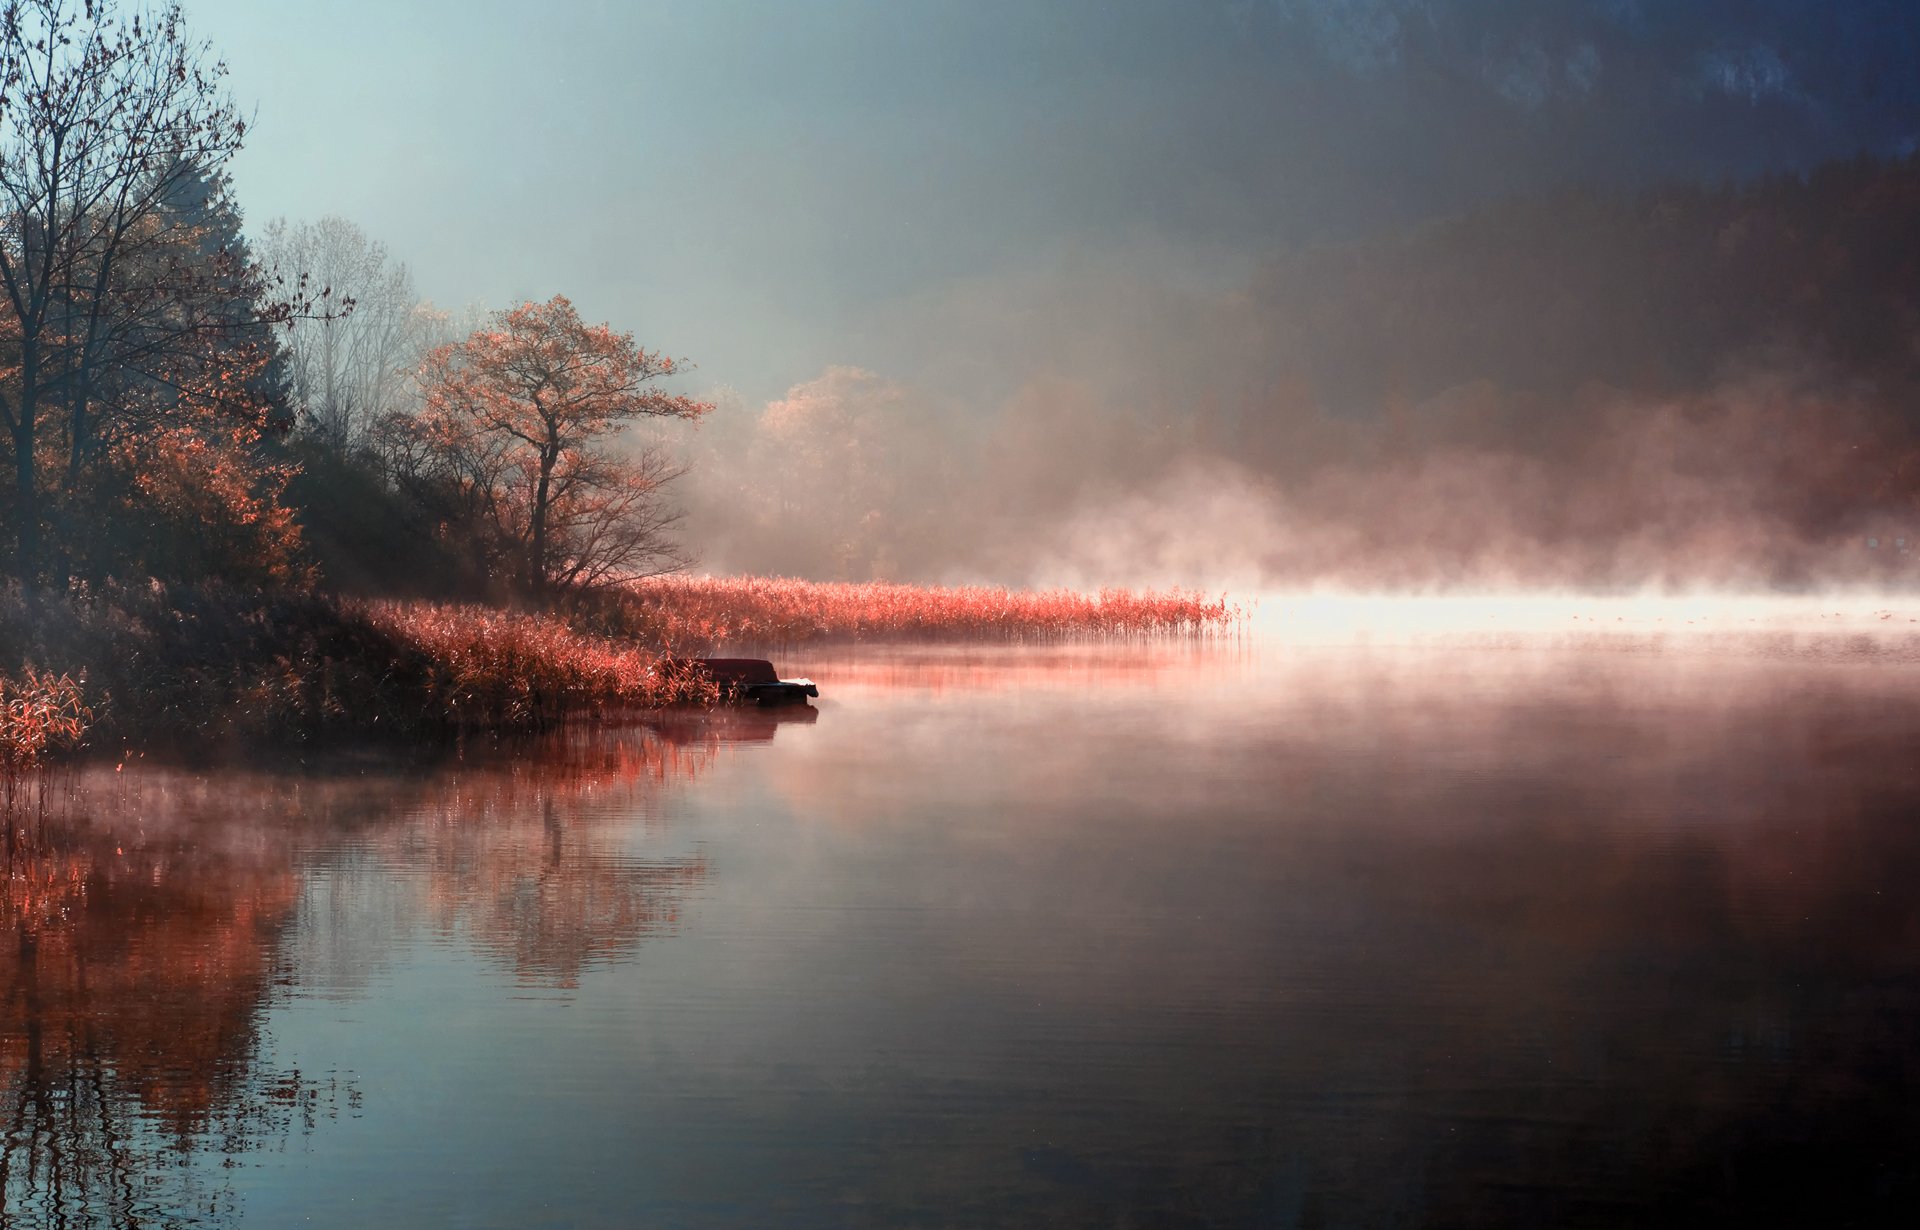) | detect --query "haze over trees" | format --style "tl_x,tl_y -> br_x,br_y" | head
257,215 -> 437,451
6,0 -> 1920,603
672,154 -> 1920,589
